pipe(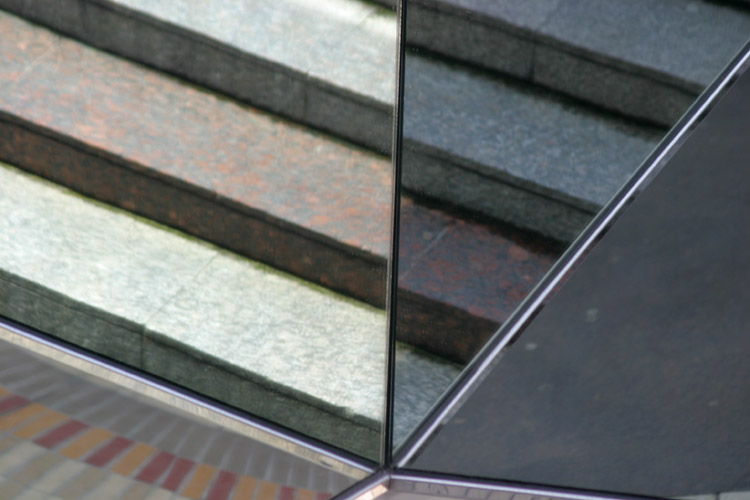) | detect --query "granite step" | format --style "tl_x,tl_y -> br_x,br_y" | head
402,54 -> 663,242
0,0 -> 397,154
0,160 -> 462,458
400,0 -> 750,127
0,11 -> 558,365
